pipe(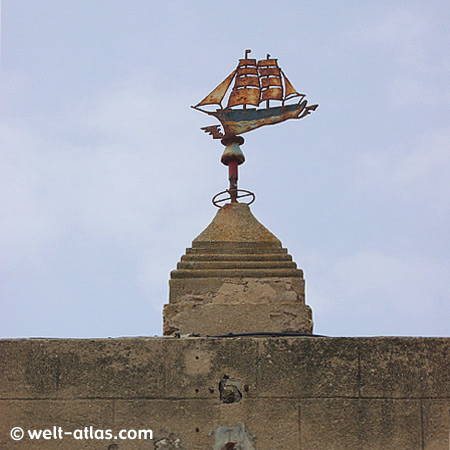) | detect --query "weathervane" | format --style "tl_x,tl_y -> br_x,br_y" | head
192,49 -> 318,207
